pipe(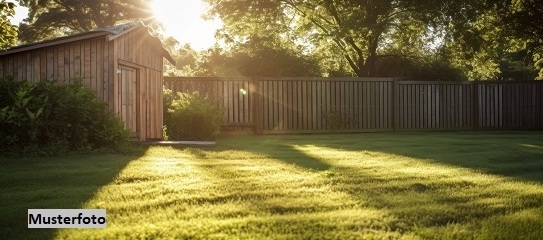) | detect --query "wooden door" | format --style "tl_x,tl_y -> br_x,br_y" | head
119,66 -> 139,138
